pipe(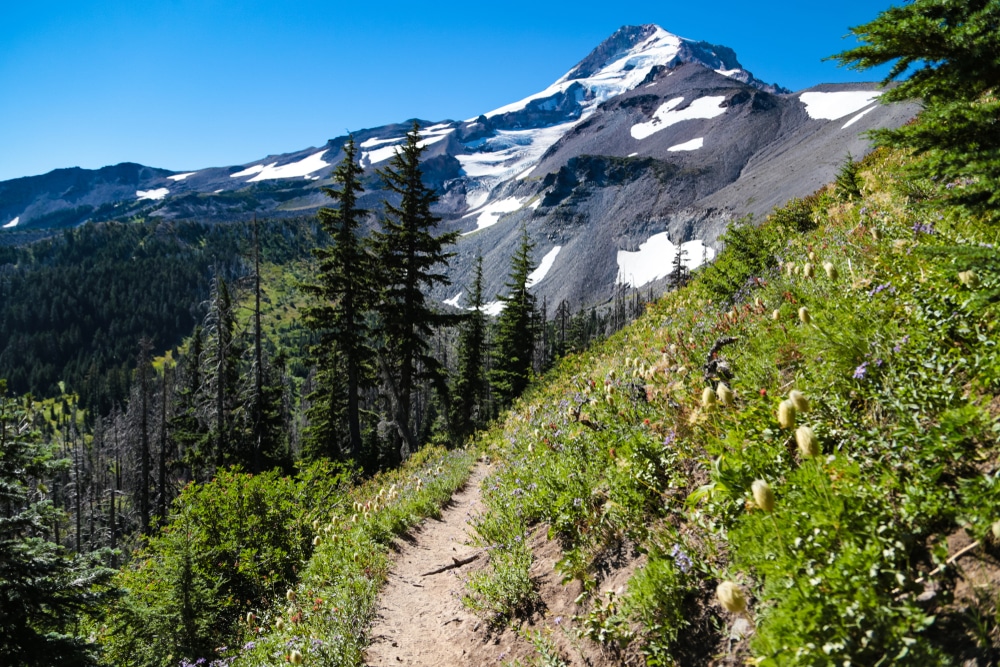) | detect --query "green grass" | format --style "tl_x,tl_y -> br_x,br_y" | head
464,147 -> 1000,665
